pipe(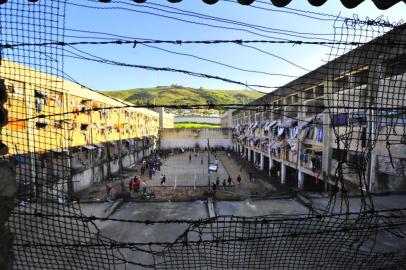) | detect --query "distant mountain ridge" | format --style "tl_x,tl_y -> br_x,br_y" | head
102,85 -> 264,106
